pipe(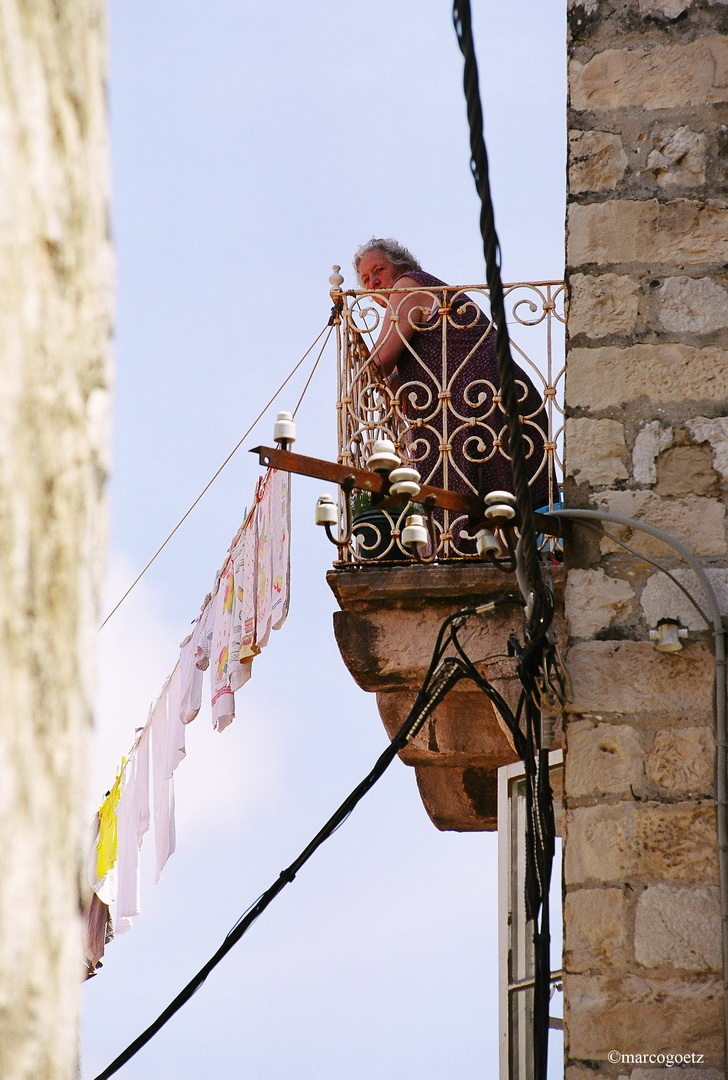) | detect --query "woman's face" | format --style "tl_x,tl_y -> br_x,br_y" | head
357,250 -> 401,291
